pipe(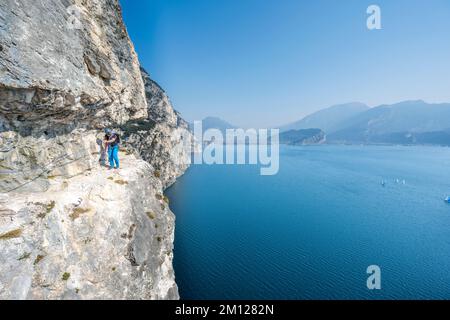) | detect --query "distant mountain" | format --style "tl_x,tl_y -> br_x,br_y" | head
280,102 -> 369,133
328,100 -> 450,145
279,129 -> 326,145
190,117 -> 236,134
196,101 -> 450,146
